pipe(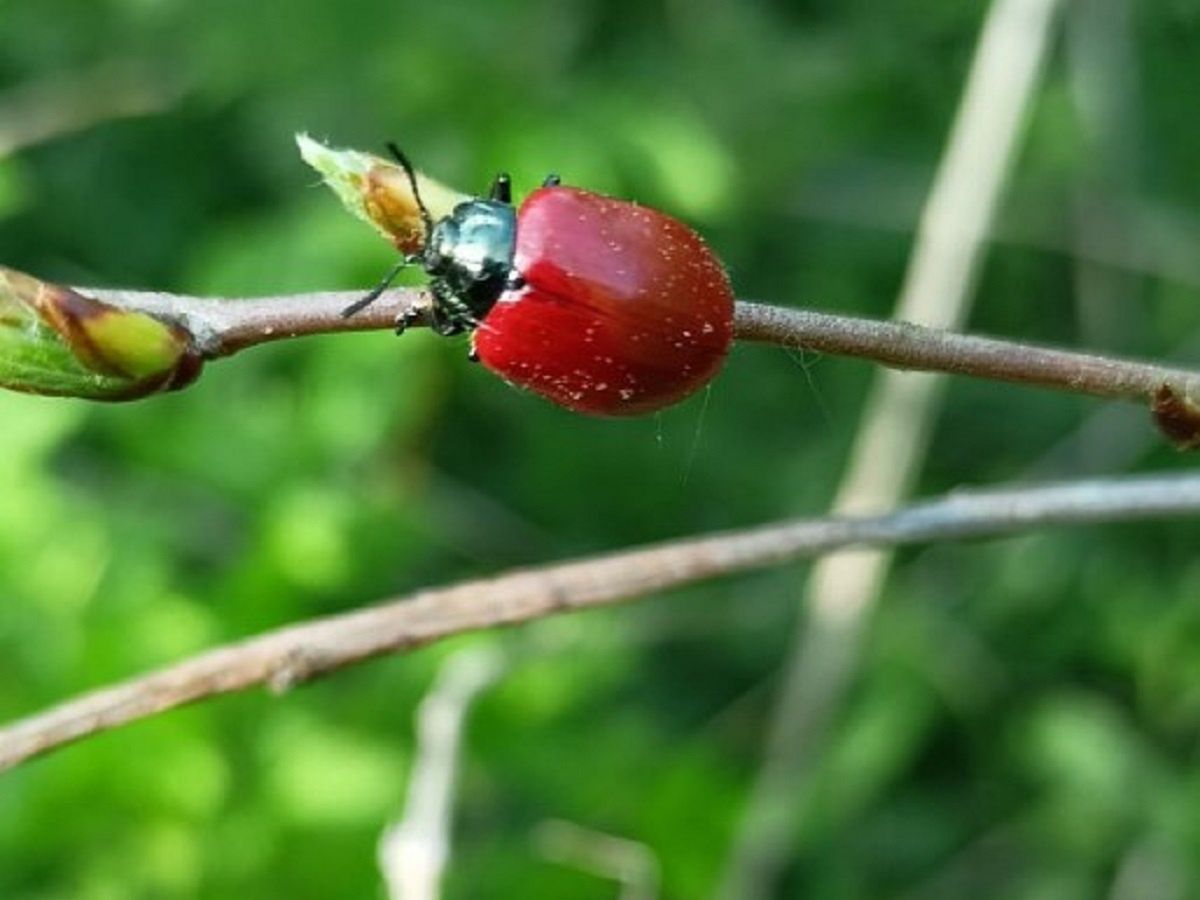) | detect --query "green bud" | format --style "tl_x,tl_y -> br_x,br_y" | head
296,133 -> 468,254
0,266 -> 202,401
